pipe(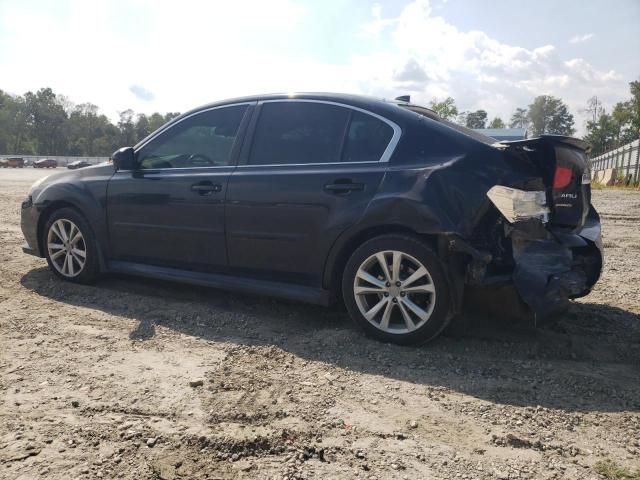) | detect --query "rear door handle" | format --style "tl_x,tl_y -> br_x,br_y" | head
323,181 -> 365,194
191,182 -> 222,194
